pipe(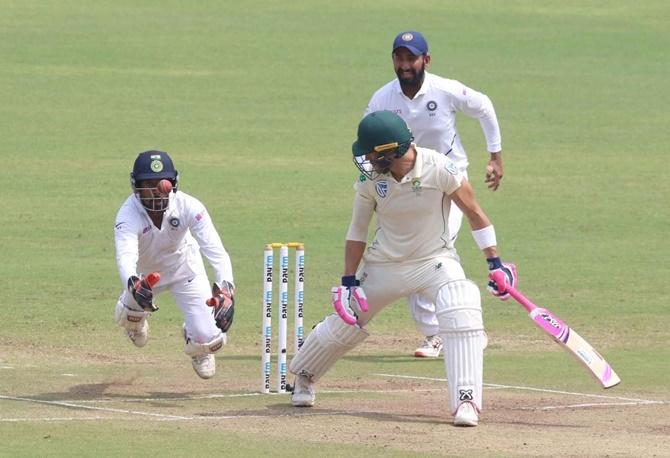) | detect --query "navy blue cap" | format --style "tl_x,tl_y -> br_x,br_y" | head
392,31 -> 429,56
